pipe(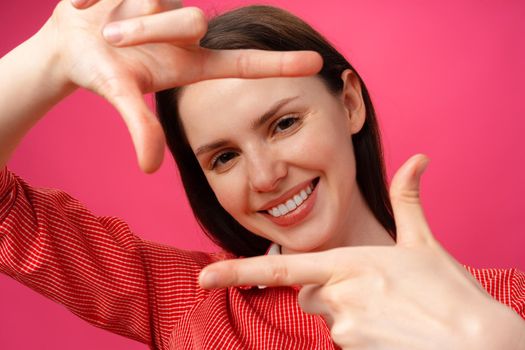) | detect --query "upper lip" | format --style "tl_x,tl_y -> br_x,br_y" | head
257,178 -> 316,212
